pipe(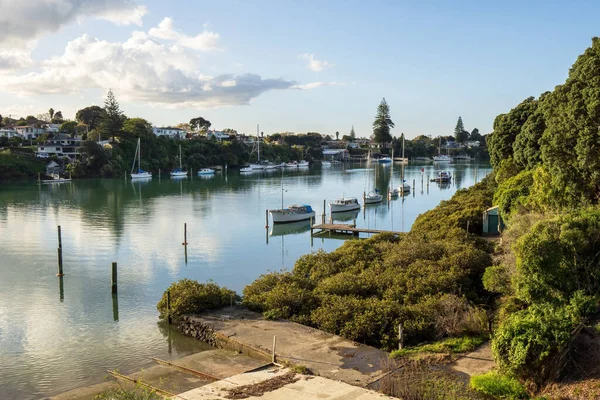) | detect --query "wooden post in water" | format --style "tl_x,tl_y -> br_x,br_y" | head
58,276 -> 64,302
182,223 -> 188,245
159,169 -> 161,179
112,293 -> 119,321
322,199 -> 326,224
265,209 -> 269,229
38,172 -> 41,184
272,335 -> 277,363
111,262 -> 117,293
57,225 -> 64,276
167,290 -> 172,325
413,179 -> 415,190
398,323 -> 404,350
